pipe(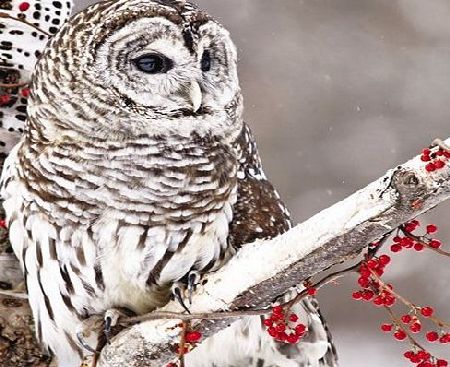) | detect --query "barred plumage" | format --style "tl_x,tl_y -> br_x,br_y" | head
1,1 -> 337,366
